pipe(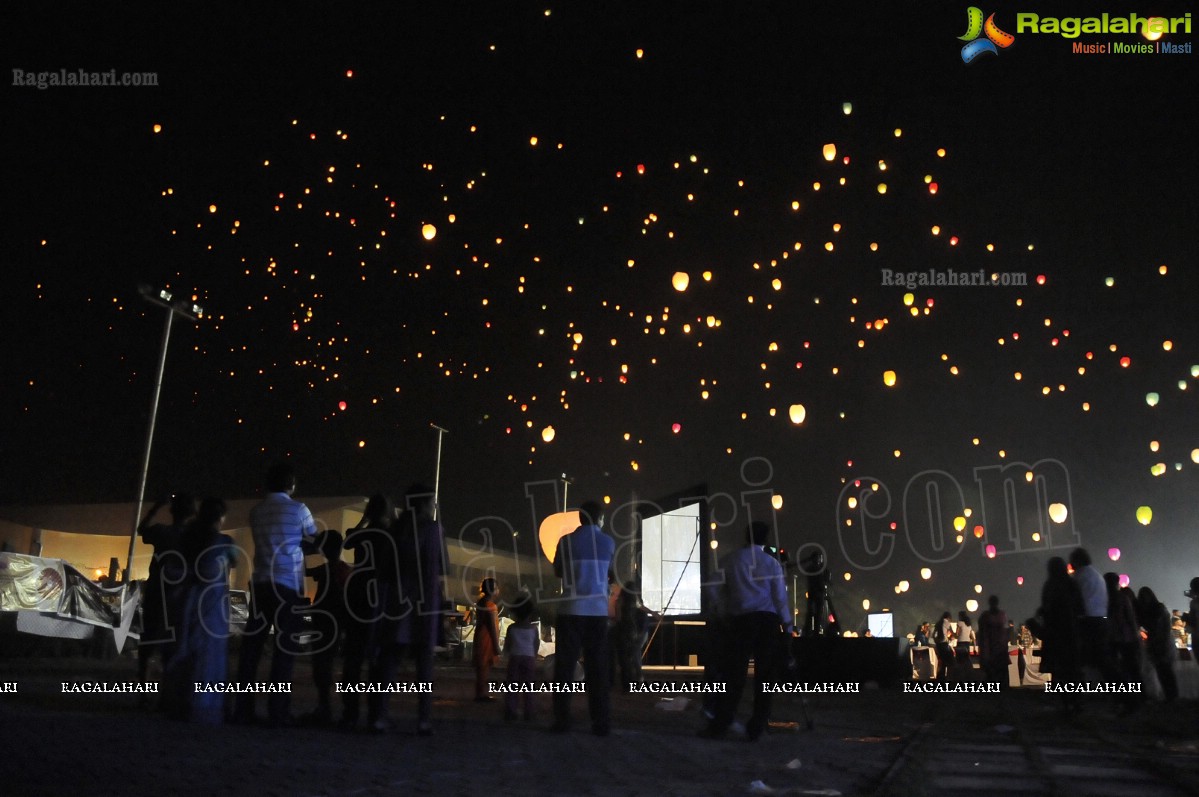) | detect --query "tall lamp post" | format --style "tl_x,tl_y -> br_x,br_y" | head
560,473 -> 573,512
124,285 -> 204,582
430,423 -> 449,521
